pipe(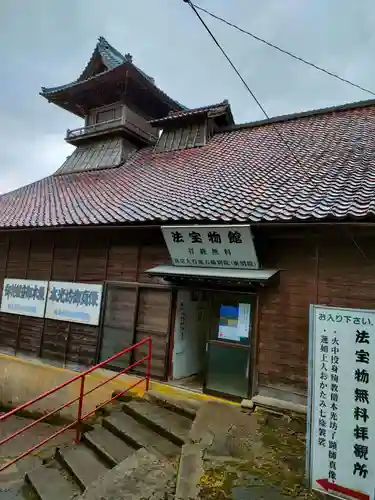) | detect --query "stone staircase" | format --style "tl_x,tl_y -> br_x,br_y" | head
11,394 -> 197,500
